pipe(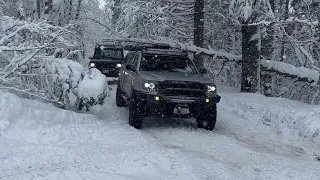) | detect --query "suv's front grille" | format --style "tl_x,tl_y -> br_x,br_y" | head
98,63 -> 116,69
159,81 -> 204,89
159,81 -> 205,97
161,88 -> 204,97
